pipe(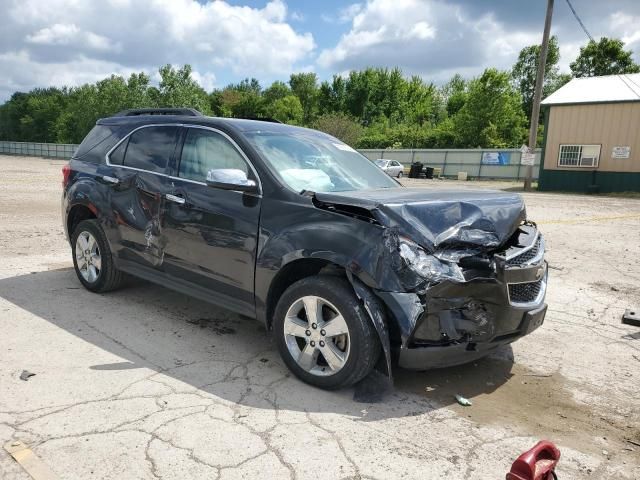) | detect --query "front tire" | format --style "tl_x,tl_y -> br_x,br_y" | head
273,276 -> 380,390
71,219 -> 125,293
397,171 -> 403,178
